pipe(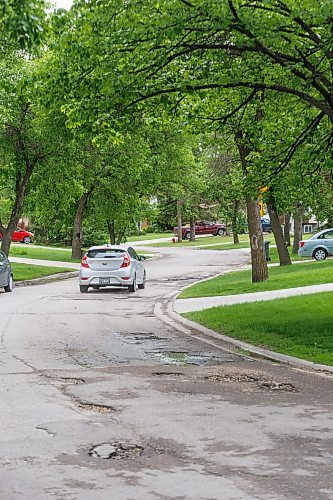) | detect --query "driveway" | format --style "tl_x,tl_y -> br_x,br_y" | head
0,246 -> 332,500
